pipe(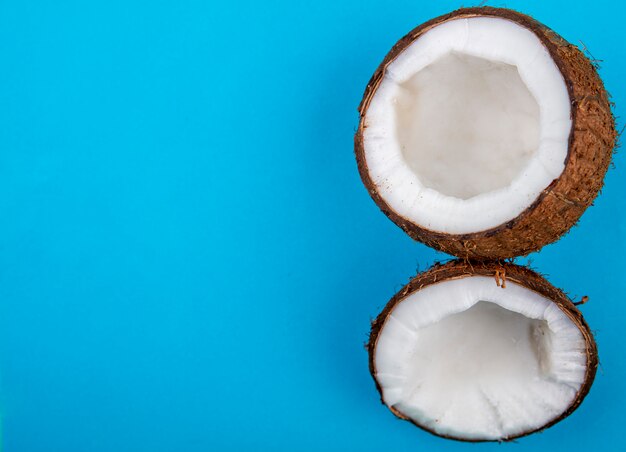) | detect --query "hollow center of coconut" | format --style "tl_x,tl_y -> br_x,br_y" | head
363,17 -> 572,233
396,52 -> 540,199
374,277 -> 587,440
